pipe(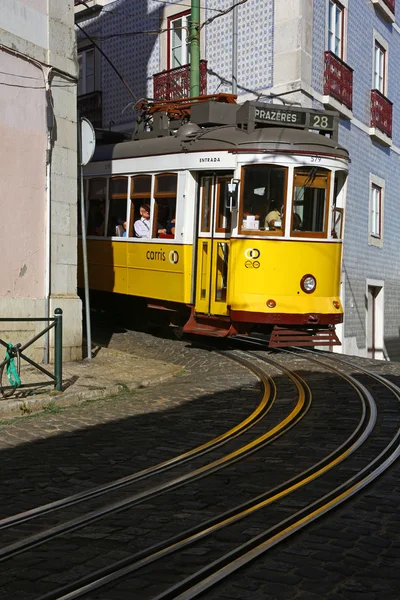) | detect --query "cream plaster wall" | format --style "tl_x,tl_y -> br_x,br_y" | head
0,0 -> 82,363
